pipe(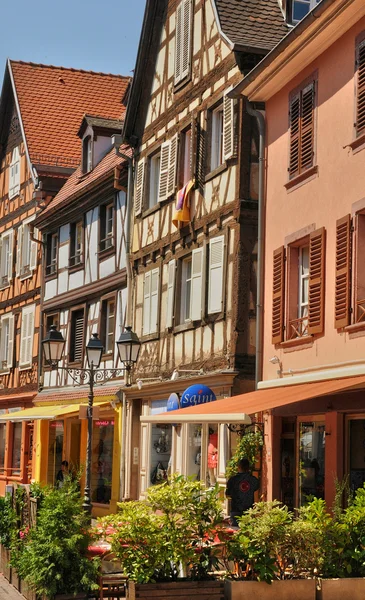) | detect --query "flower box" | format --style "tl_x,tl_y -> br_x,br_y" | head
0,546 -> 11,581
318,578 -> 365,600
224,579 -> 316,600
127,579 -> 225,600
